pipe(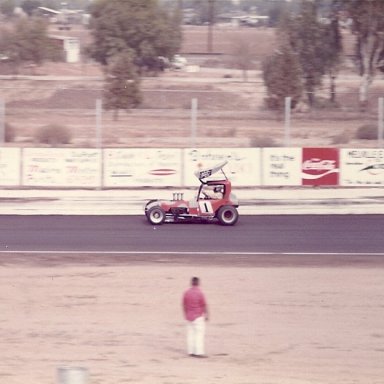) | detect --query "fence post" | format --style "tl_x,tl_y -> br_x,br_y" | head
379,97 -> 384,147
96,99 -> 102,148
96,99 -> 103,189
191,98 -> 198,147
57,366 -> 88,384
181,149 -> 185,187
284,96 -> 291,147
0,99 -> 4,144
